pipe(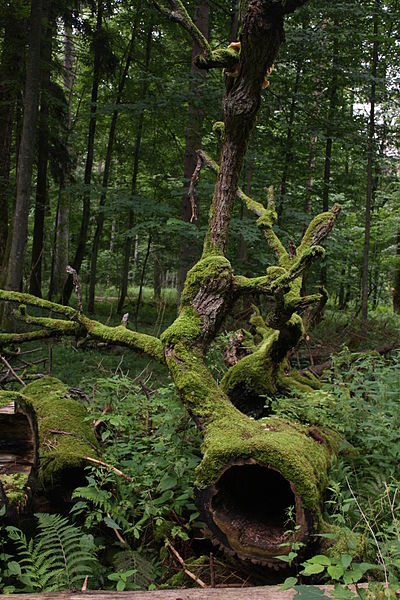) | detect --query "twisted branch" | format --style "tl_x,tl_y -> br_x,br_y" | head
0,290 -> 164,363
